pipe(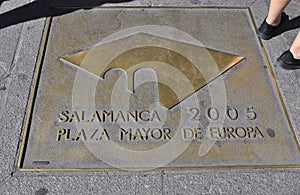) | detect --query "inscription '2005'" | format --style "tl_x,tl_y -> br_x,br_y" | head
189,106 -> 257,121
